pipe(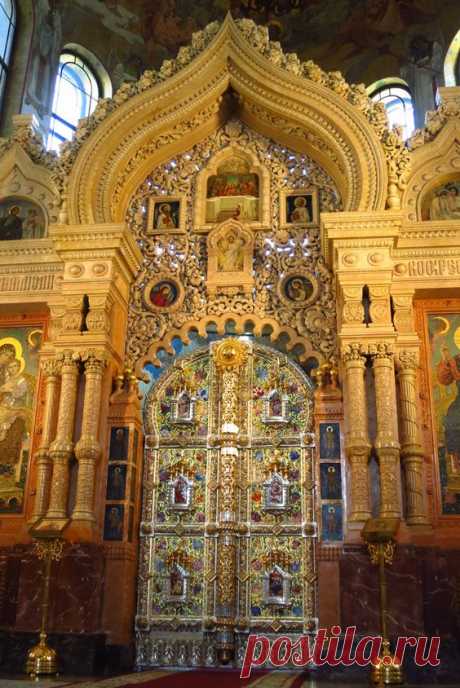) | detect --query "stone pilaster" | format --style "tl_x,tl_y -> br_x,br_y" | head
397,351 -> 429,525
45,351 -> 80,525
342,343 -> 371,522
72,350 -> 107,523
30,357 -> 62,523
371,343 -> 401,519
